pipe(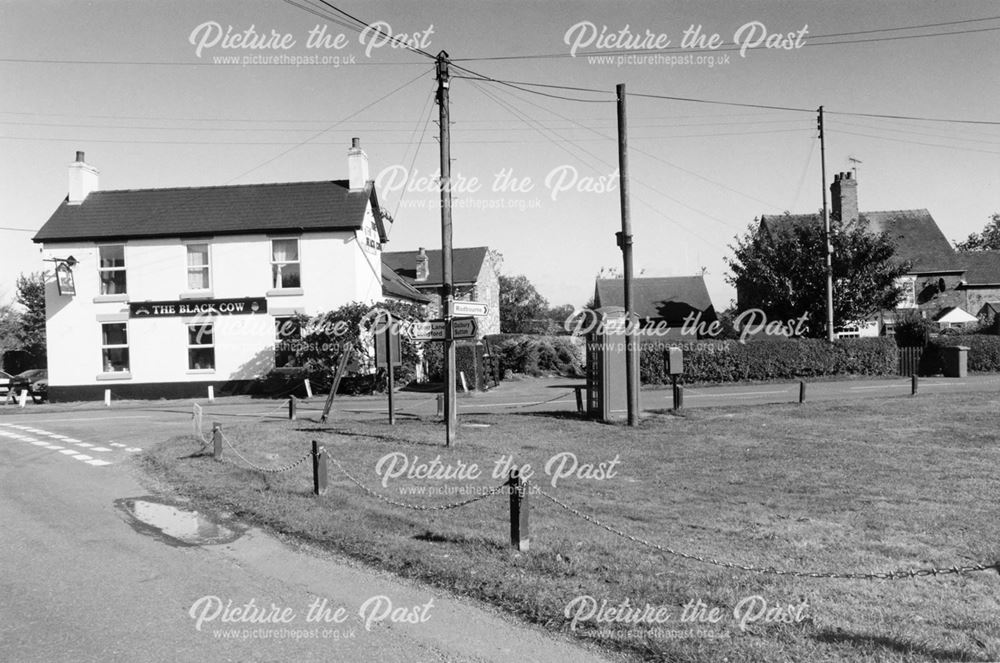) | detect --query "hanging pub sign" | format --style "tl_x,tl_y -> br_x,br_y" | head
129,297 -> 268,318
55,261 -> 76,296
